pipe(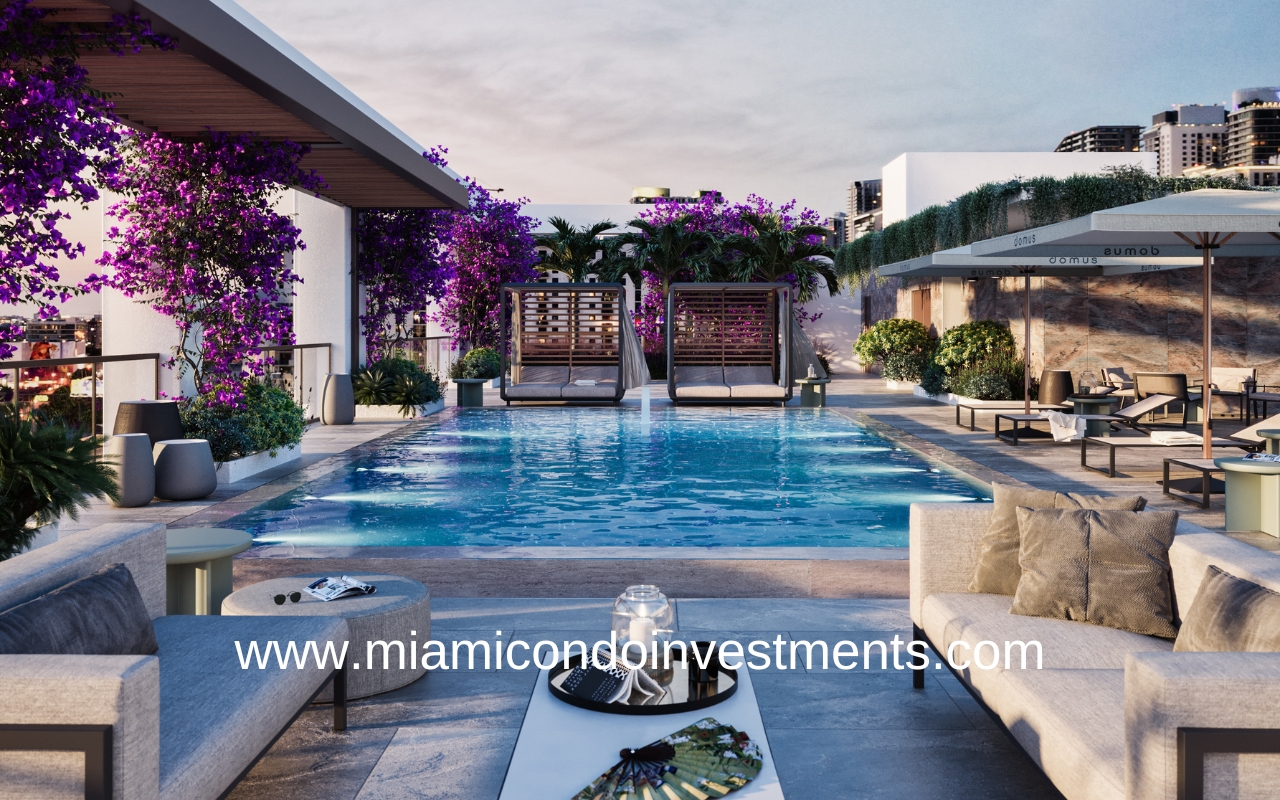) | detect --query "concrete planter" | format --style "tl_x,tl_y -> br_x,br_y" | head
885,380 -> 918,391
913,386 -> 1007,406
353,399 -> 445,421
215,444 -> 301,485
